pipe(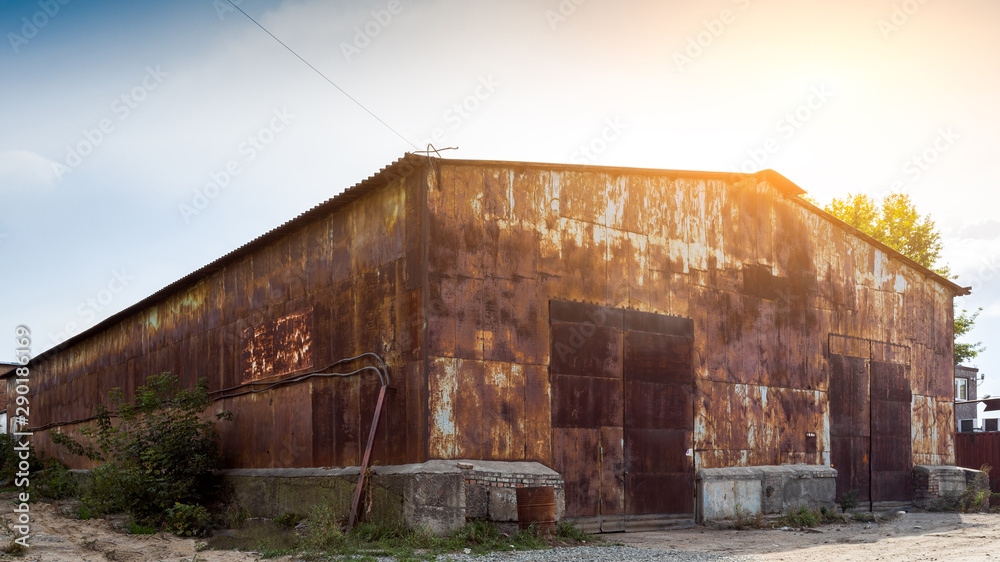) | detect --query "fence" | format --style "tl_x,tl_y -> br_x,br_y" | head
955,431 -> 1000,492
